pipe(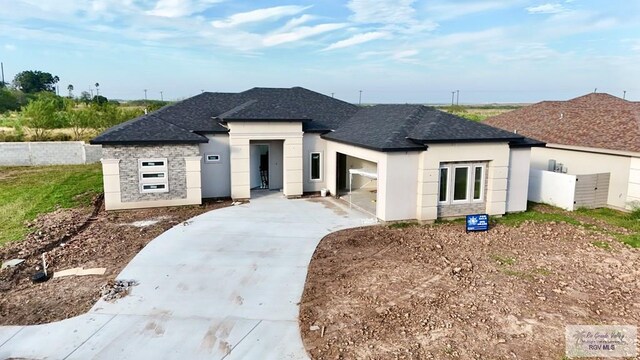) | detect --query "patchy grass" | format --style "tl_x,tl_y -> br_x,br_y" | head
491,254 -> 516,266
0,164 -> 103,245
388,222 -> 419,229
497,207 -> 581,227
575,207 -> 640,248
496,203 -> 640,248
591,241 -> 612,250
